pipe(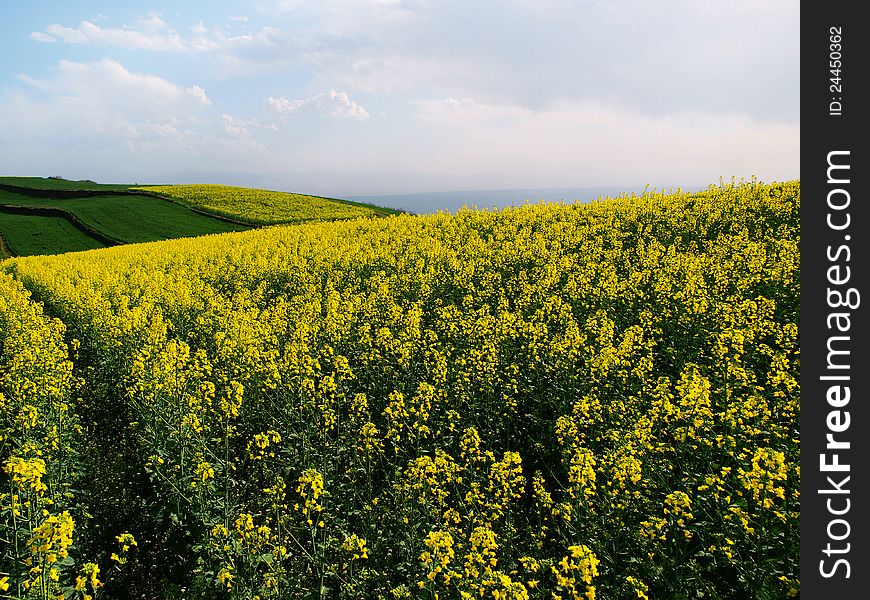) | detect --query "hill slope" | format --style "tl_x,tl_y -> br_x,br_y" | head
0,175 -> 134,192
133,184 -> 400,224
